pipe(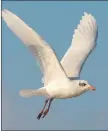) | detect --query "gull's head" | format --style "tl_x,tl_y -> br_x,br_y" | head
78,80 -> 96,92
